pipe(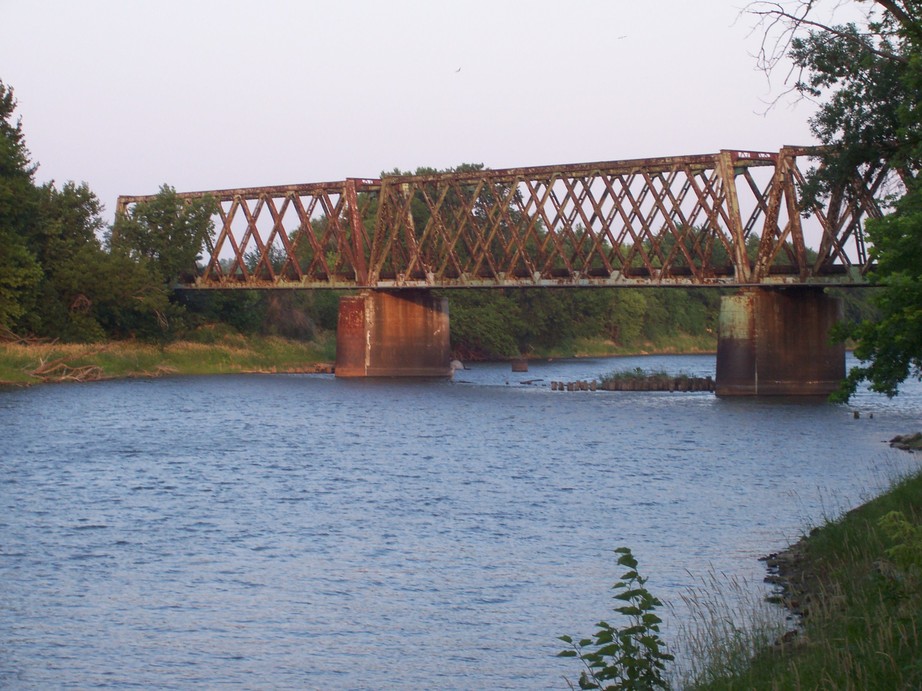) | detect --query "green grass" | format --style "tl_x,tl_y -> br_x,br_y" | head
529,332 -> 717,359
2,329 -> 716,387
674,569 -> 789,688
687,469 -> 922,690
601,367 -> 672,383
0,332 -> 336,387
